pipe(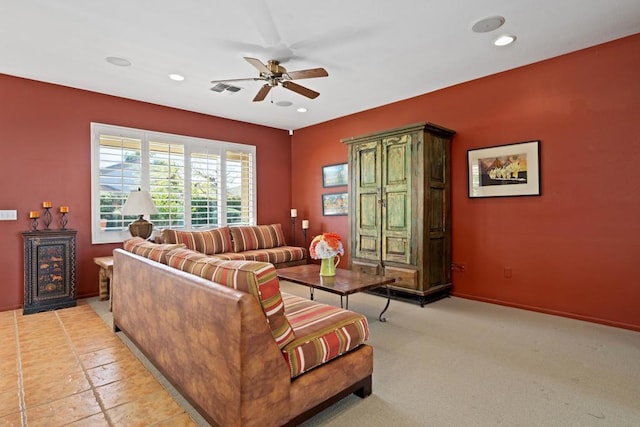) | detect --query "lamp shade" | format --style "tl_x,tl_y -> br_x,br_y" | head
121,190 -> 158,239
121,190 -> 158,216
